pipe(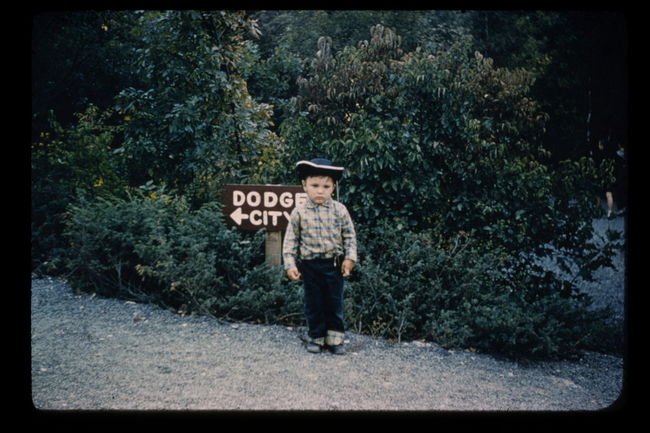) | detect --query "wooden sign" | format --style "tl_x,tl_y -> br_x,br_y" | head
221,184 -> 307,231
